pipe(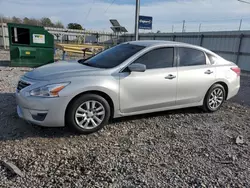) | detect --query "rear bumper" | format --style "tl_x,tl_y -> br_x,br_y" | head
16,91 -> 70,127
227,85 -> 240,100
